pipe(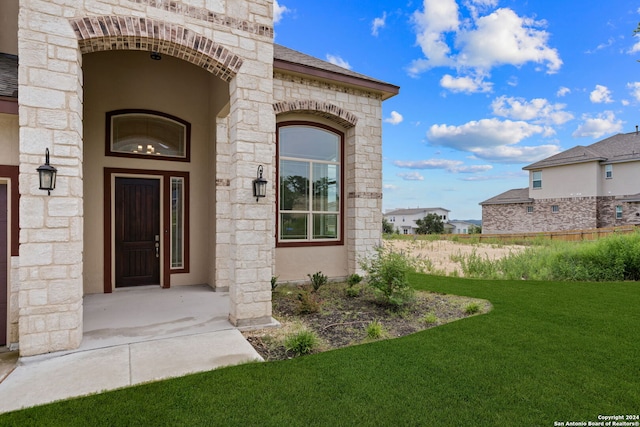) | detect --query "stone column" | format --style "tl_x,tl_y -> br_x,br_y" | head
17,4 -> 83,355
226,52 -> 276,327
347,100 -> 384,275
